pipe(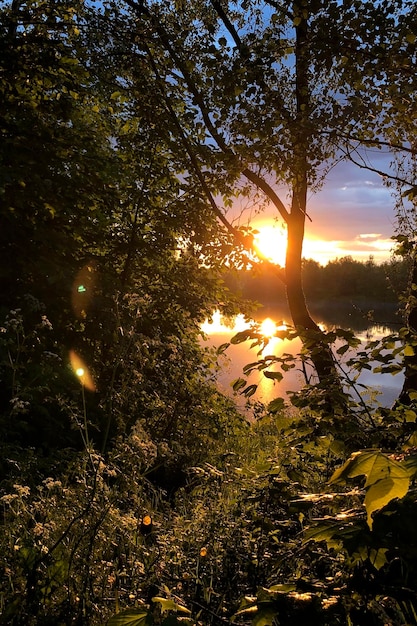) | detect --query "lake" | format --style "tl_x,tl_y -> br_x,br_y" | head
201,302 -> 403,410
